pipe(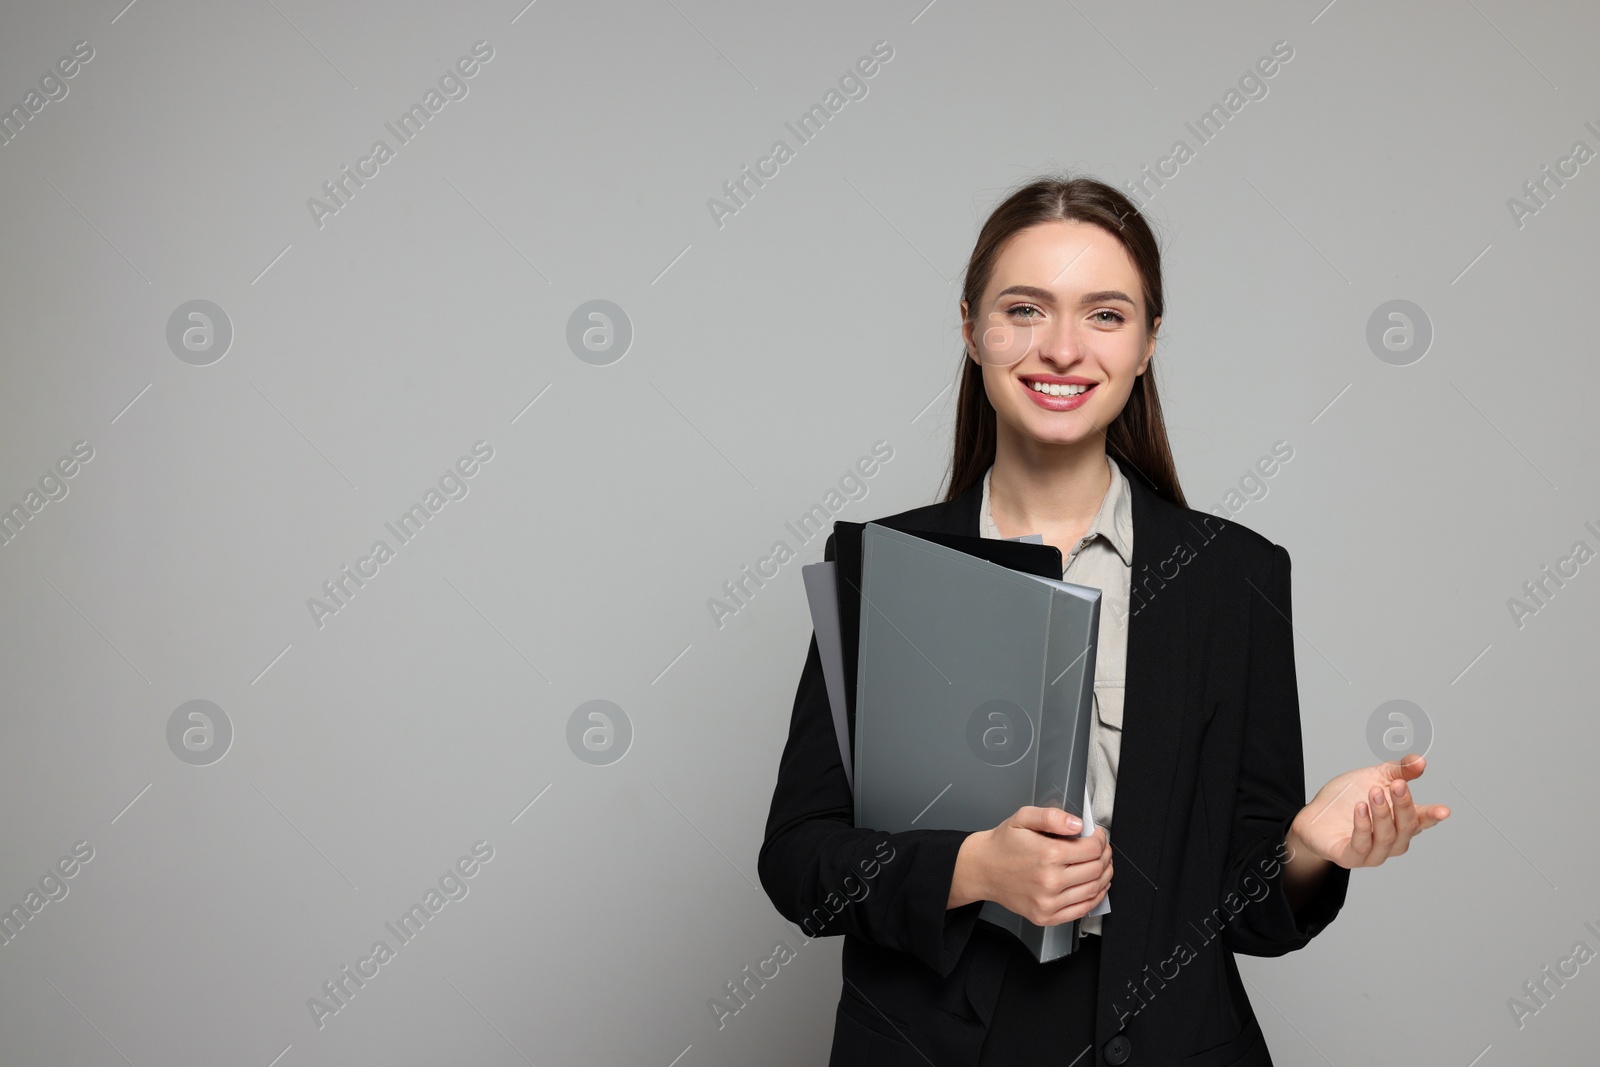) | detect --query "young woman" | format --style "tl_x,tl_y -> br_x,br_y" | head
758,176 -> 1449,1066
